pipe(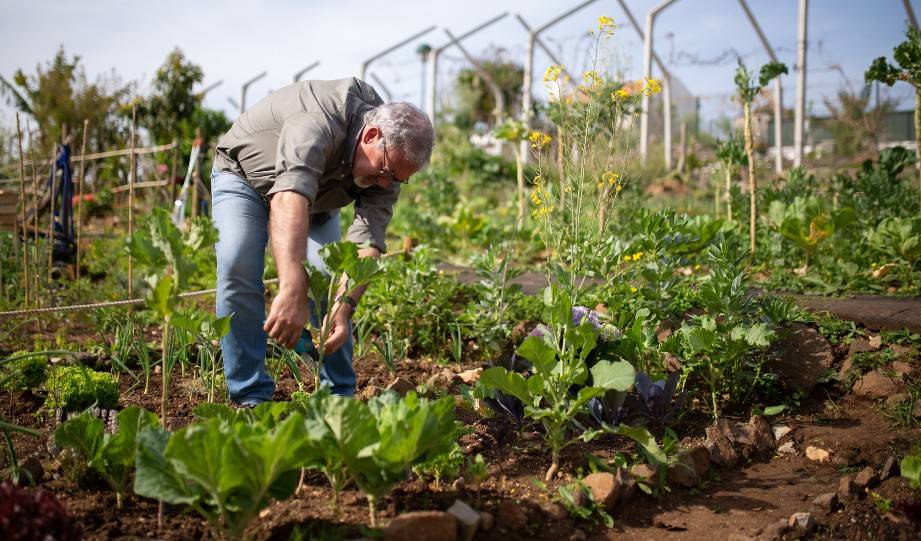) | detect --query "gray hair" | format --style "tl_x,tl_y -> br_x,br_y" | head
365,102 -> 434,168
